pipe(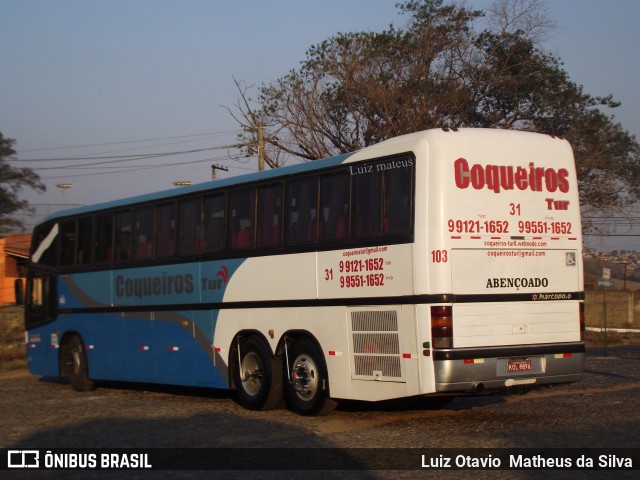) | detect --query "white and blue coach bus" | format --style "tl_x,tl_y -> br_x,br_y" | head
22,128 -> 584,415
